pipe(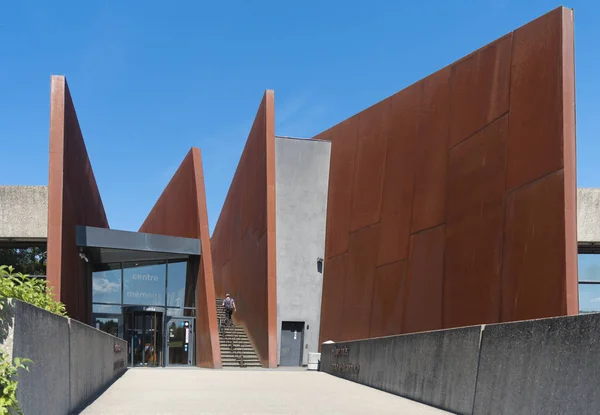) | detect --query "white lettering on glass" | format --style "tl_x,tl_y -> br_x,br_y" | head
131,274 -> 159,282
